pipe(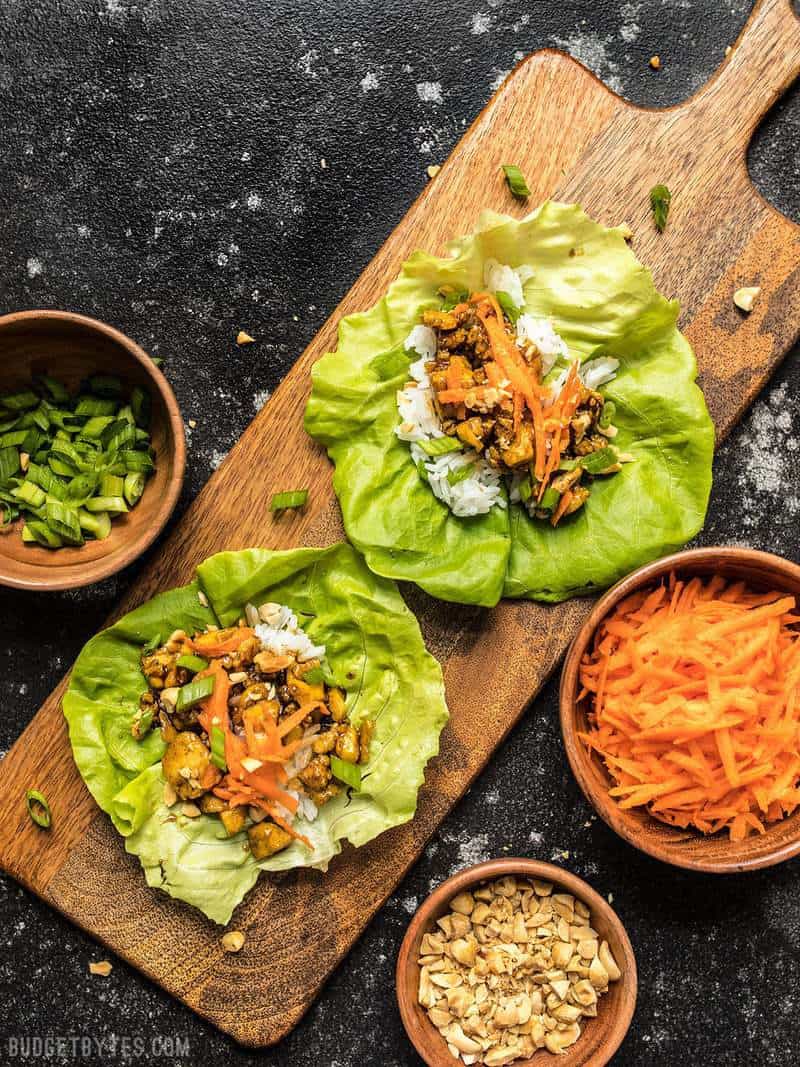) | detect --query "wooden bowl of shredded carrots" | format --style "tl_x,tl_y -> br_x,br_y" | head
560,547 -> 800,872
